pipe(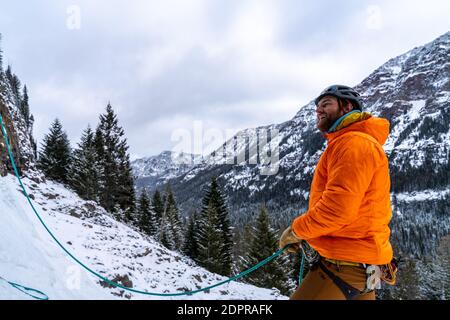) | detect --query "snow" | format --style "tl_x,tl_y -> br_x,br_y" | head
409,100 -> 426,121
436,91 -> 450,104
383,100 -> 426,152
394,189 -> 449,202
390,66 -> 402,75
0,175 -> 111,300
0,174 -> 287,300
